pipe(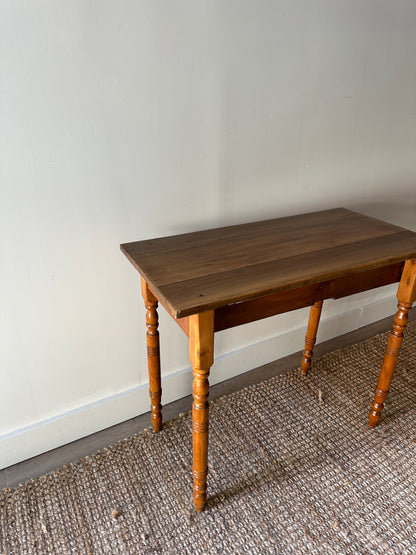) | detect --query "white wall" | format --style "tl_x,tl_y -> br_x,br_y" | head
1,0 -> 416,468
